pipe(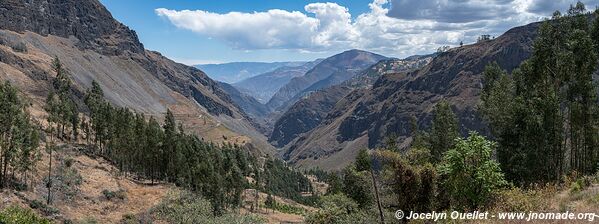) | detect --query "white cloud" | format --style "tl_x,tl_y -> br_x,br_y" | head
156,0 -> 599,58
